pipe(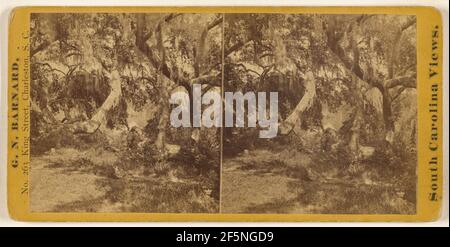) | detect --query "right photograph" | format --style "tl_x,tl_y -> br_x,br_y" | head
221,14 -> 417,214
